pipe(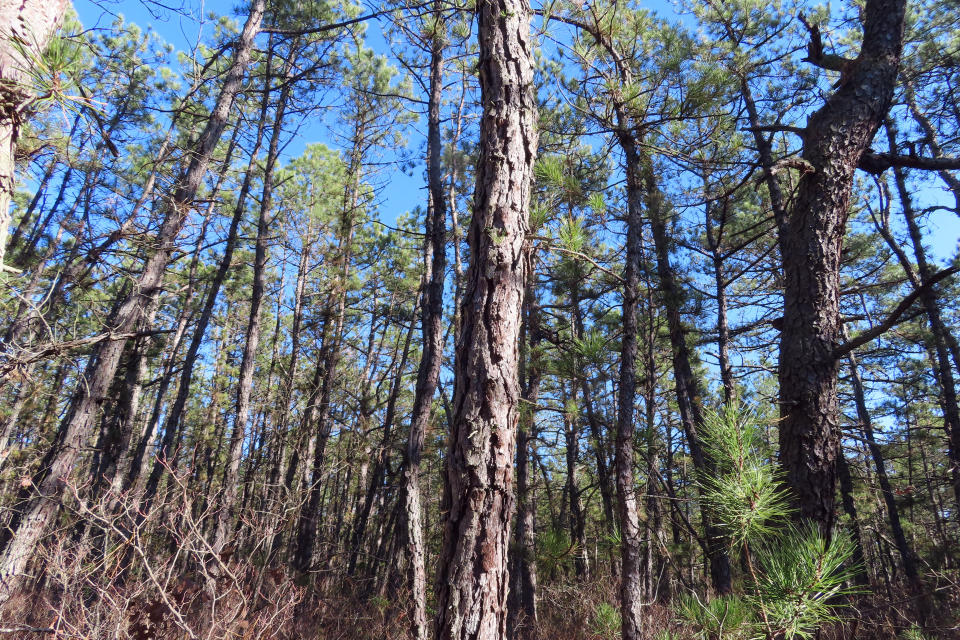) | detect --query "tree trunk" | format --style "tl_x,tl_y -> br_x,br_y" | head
777,0 -> 905,533
0,0 -> 265,602
614,132 -> 645,640
399,12 -> 447,637
642,157 -> 732,595
292,135 -> 362,573
214,39 -> 296,552
433,0 -> 536,635
845,346 -> 923,592
509,266 -> 541,637
884,121 -> 960,517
